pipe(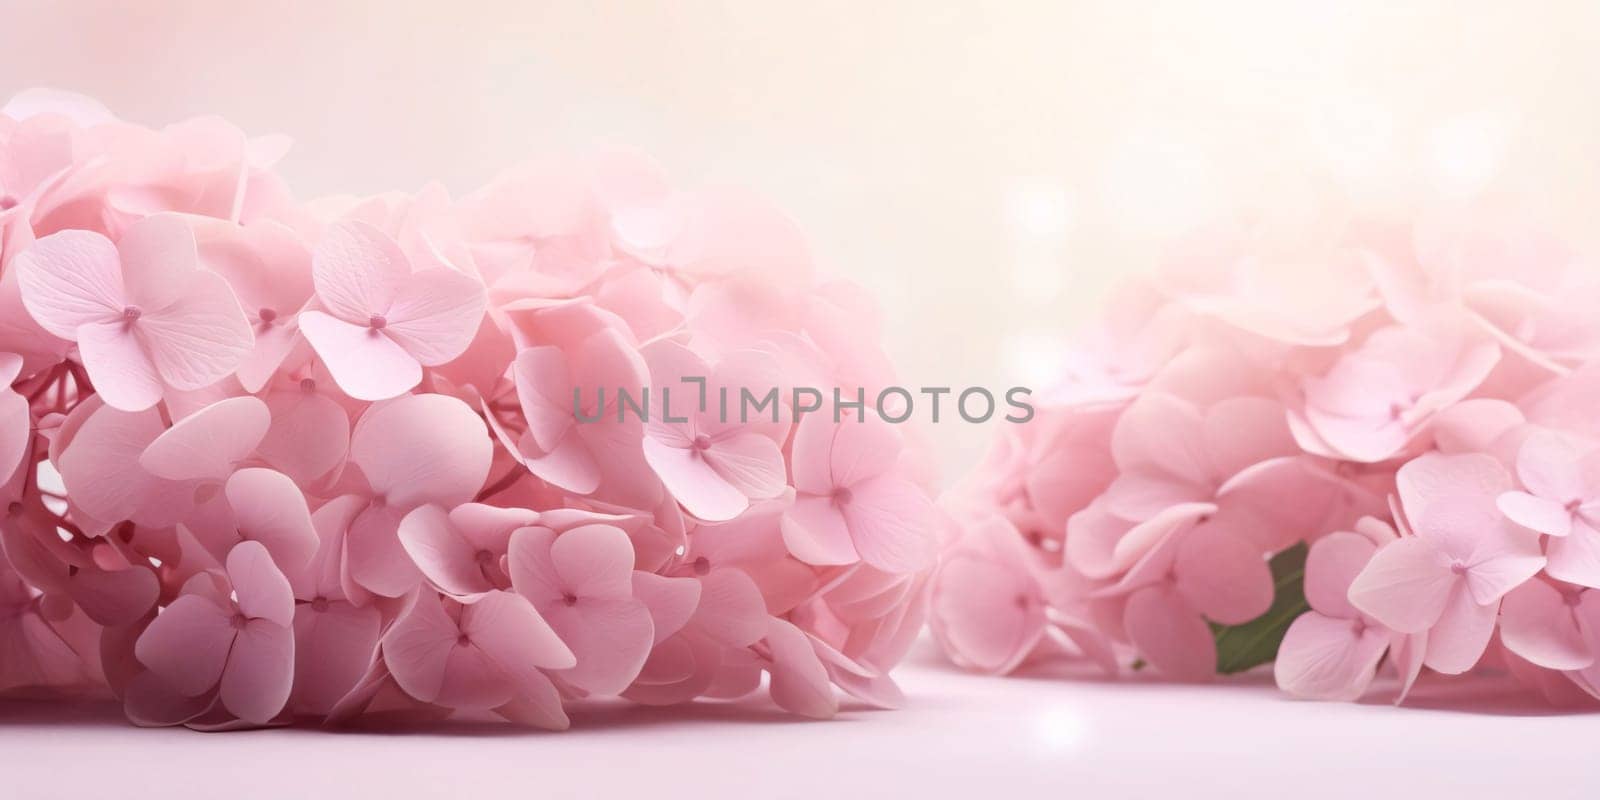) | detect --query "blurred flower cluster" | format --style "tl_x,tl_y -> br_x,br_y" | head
935,198 -> 1600,706
0,90 -> 937,729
